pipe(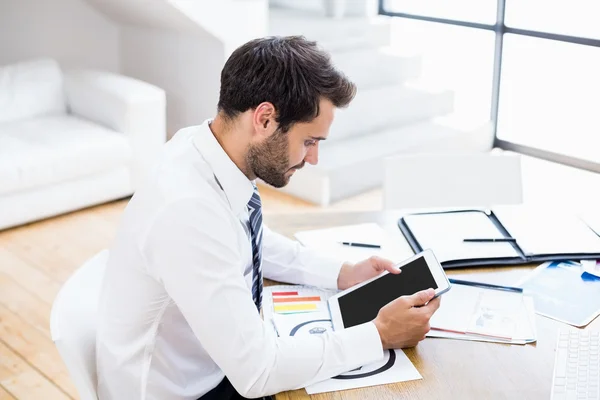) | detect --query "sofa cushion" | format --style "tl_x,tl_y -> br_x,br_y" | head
0,58 -> 67,124
0,115 -> 132,195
